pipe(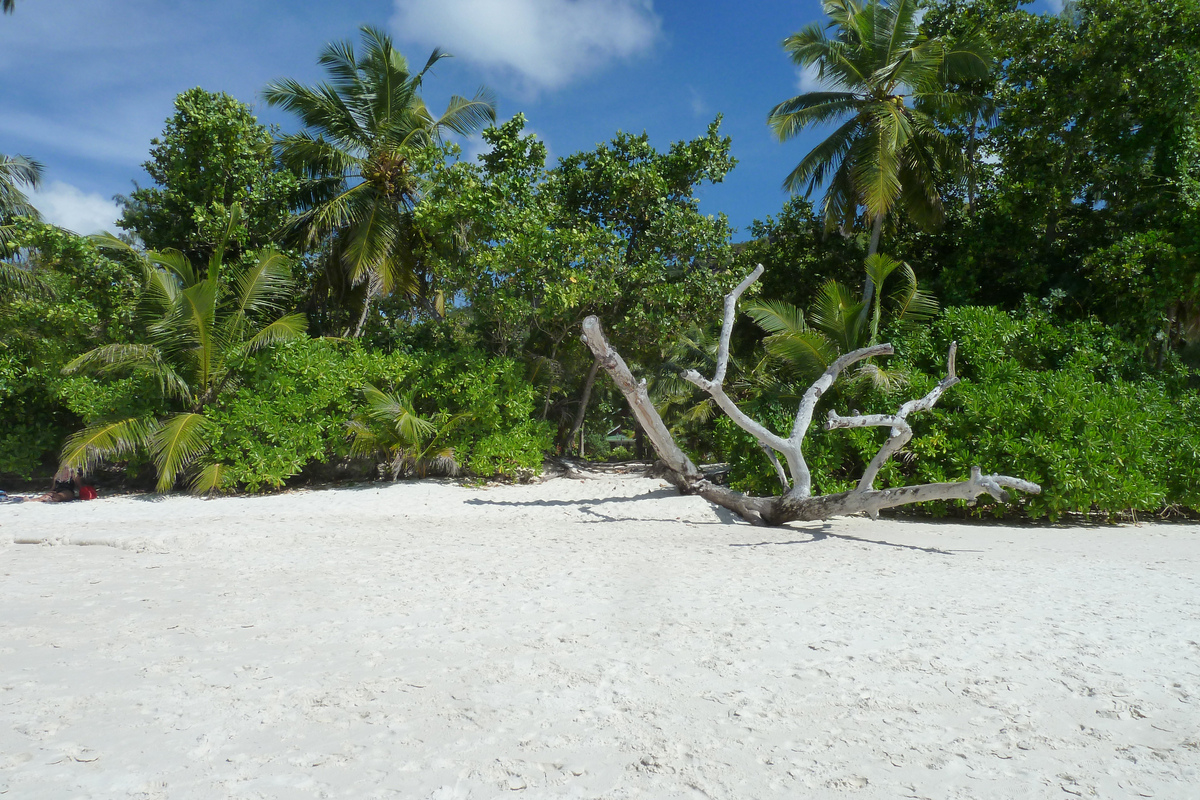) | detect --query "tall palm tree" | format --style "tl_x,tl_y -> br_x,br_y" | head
768,0 -> 991,299
2,1 -> 16,15
264,24 -> 496,337
59,207 -> 307,492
